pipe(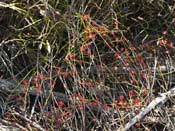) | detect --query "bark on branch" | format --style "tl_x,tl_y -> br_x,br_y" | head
118,87 -> 175,131
0,79 -> 70,103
